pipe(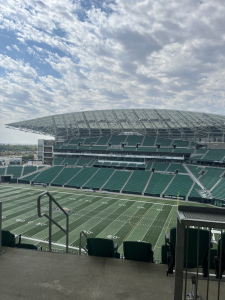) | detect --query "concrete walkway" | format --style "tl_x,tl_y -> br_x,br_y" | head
0,247 -> 224,300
